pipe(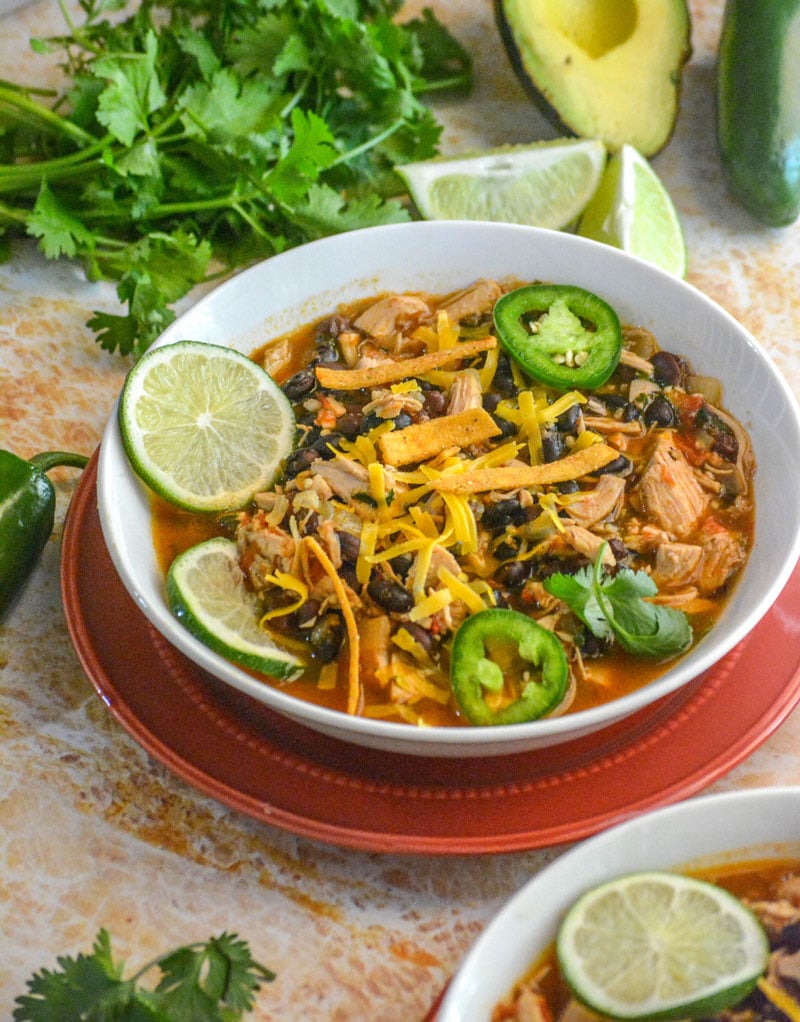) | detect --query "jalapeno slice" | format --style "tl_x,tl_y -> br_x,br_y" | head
493,284 -> 623,391
450,608 -> 568,726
